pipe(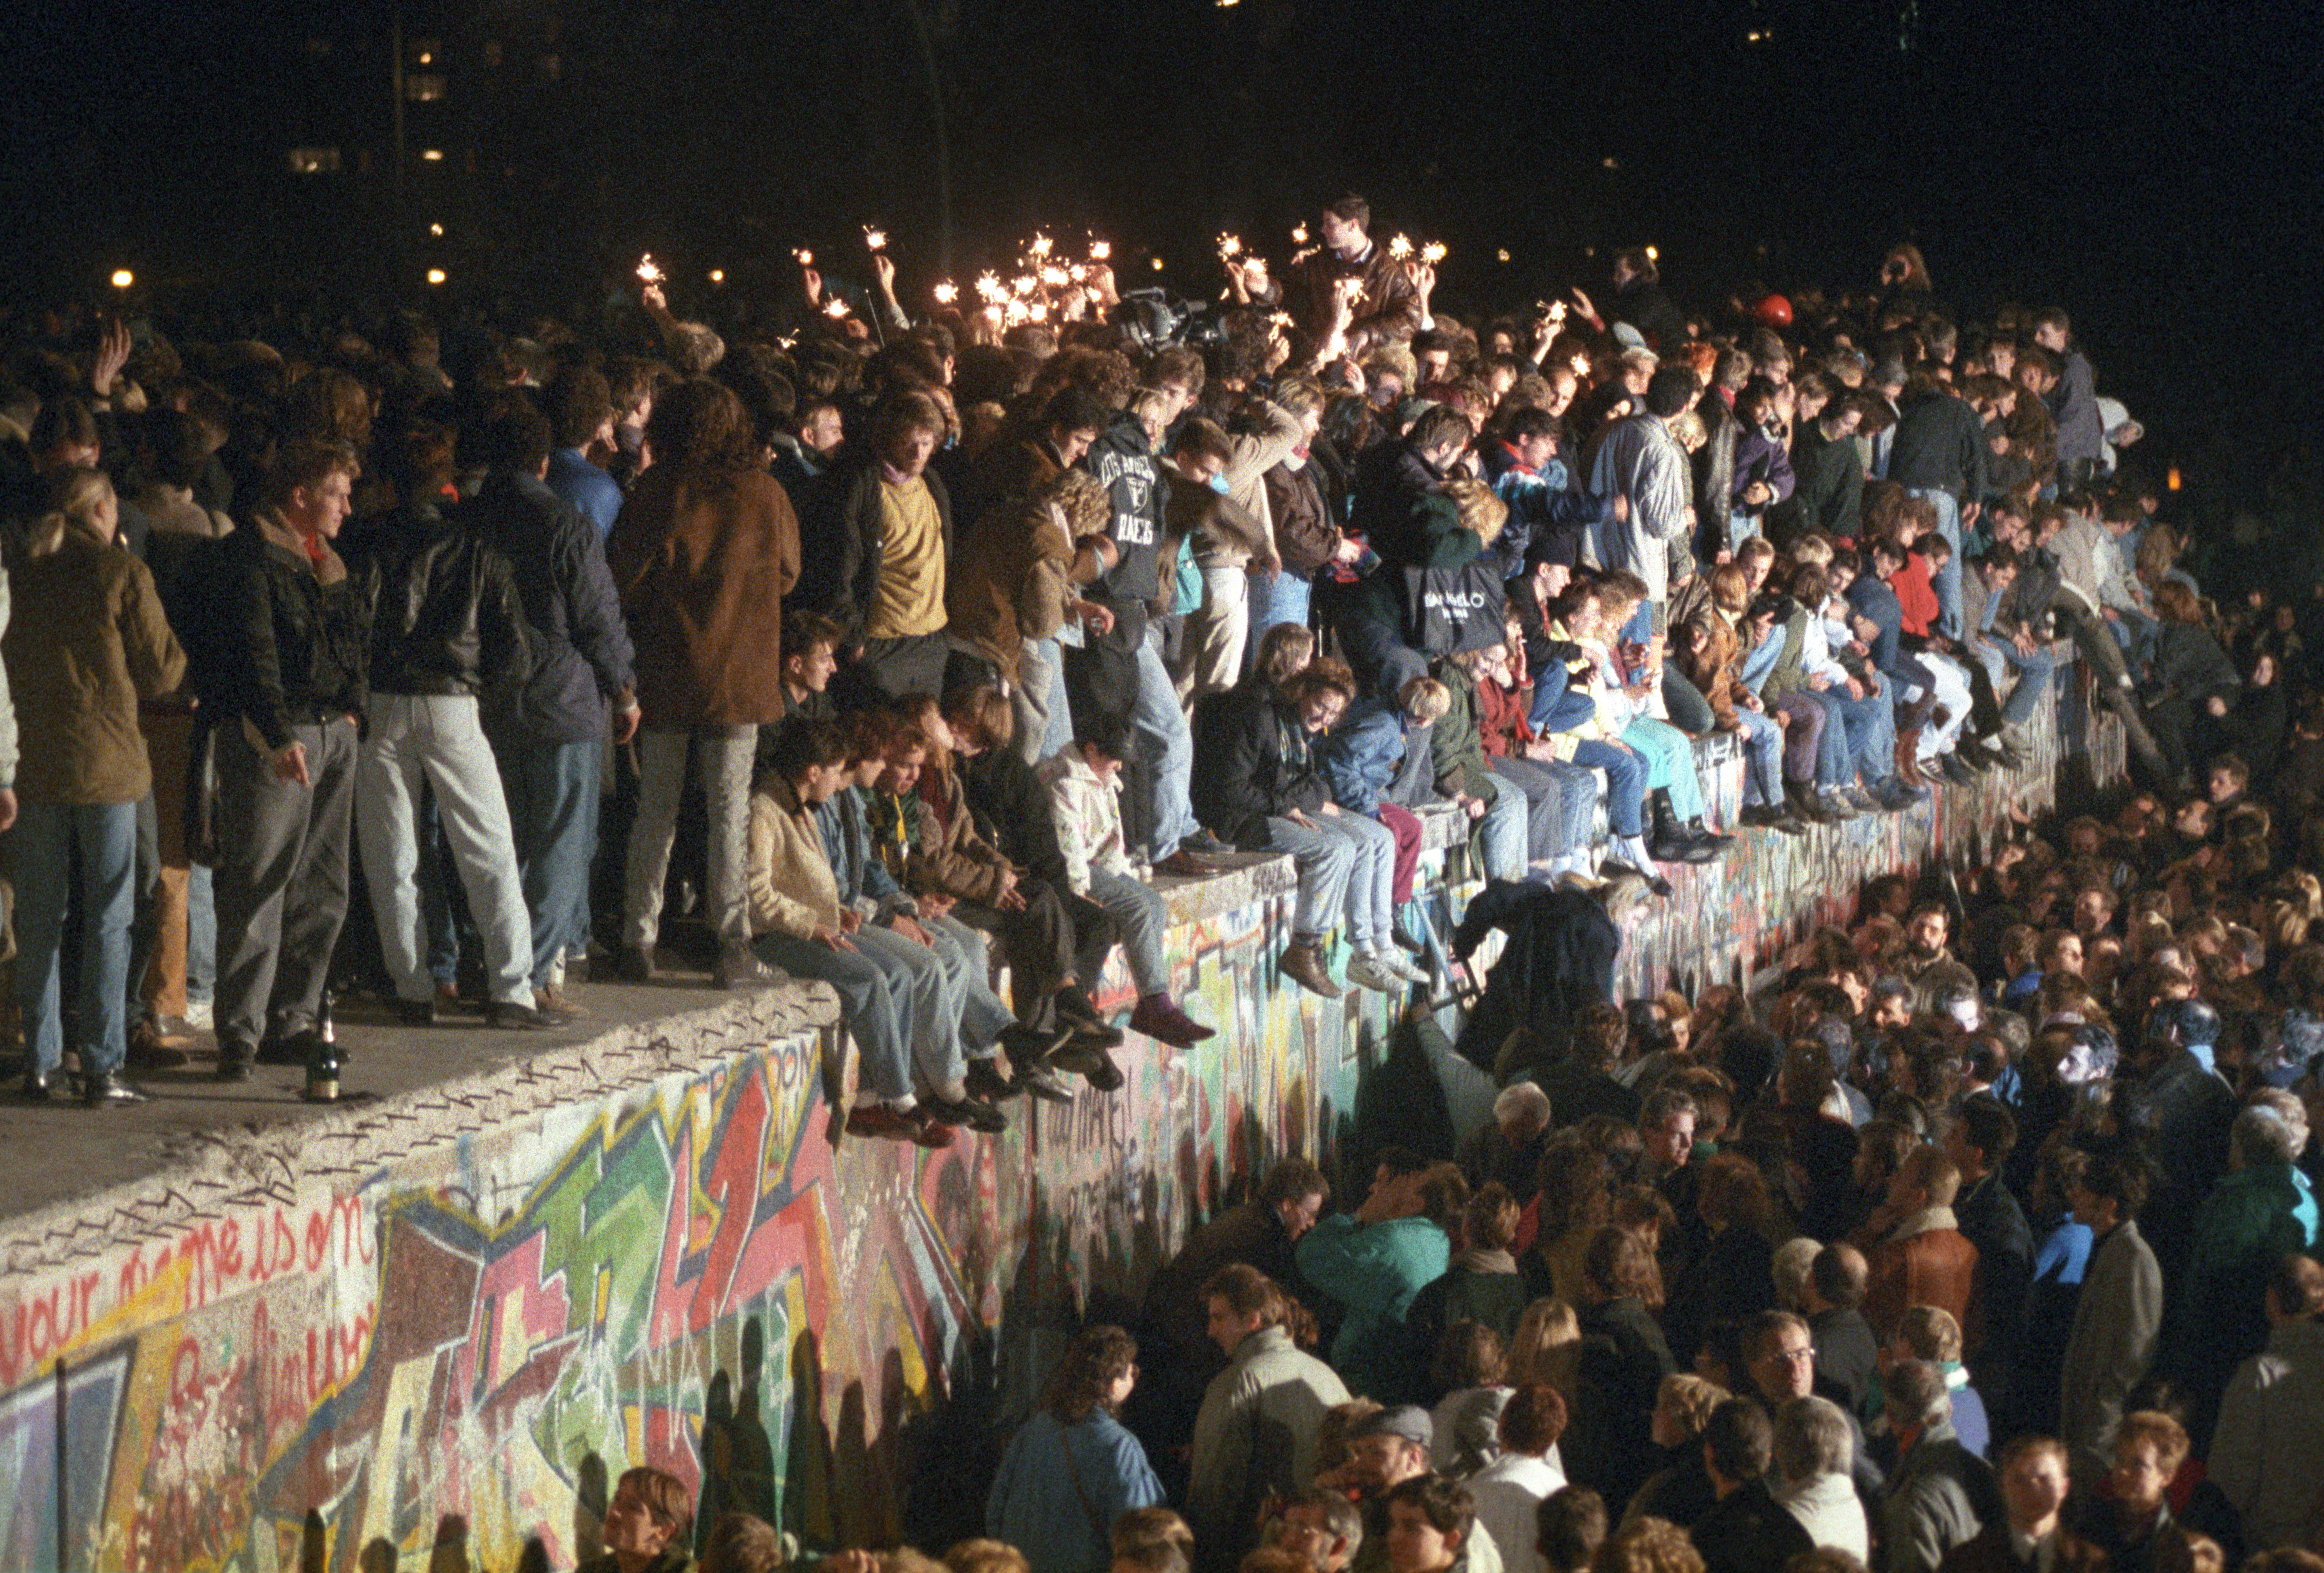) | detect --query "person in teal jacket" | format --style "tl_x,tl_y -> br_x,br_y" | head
2168,1099 -> 2320,1427
987,1325 -> 1165,1573
1296,1162 -> 1467,1403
